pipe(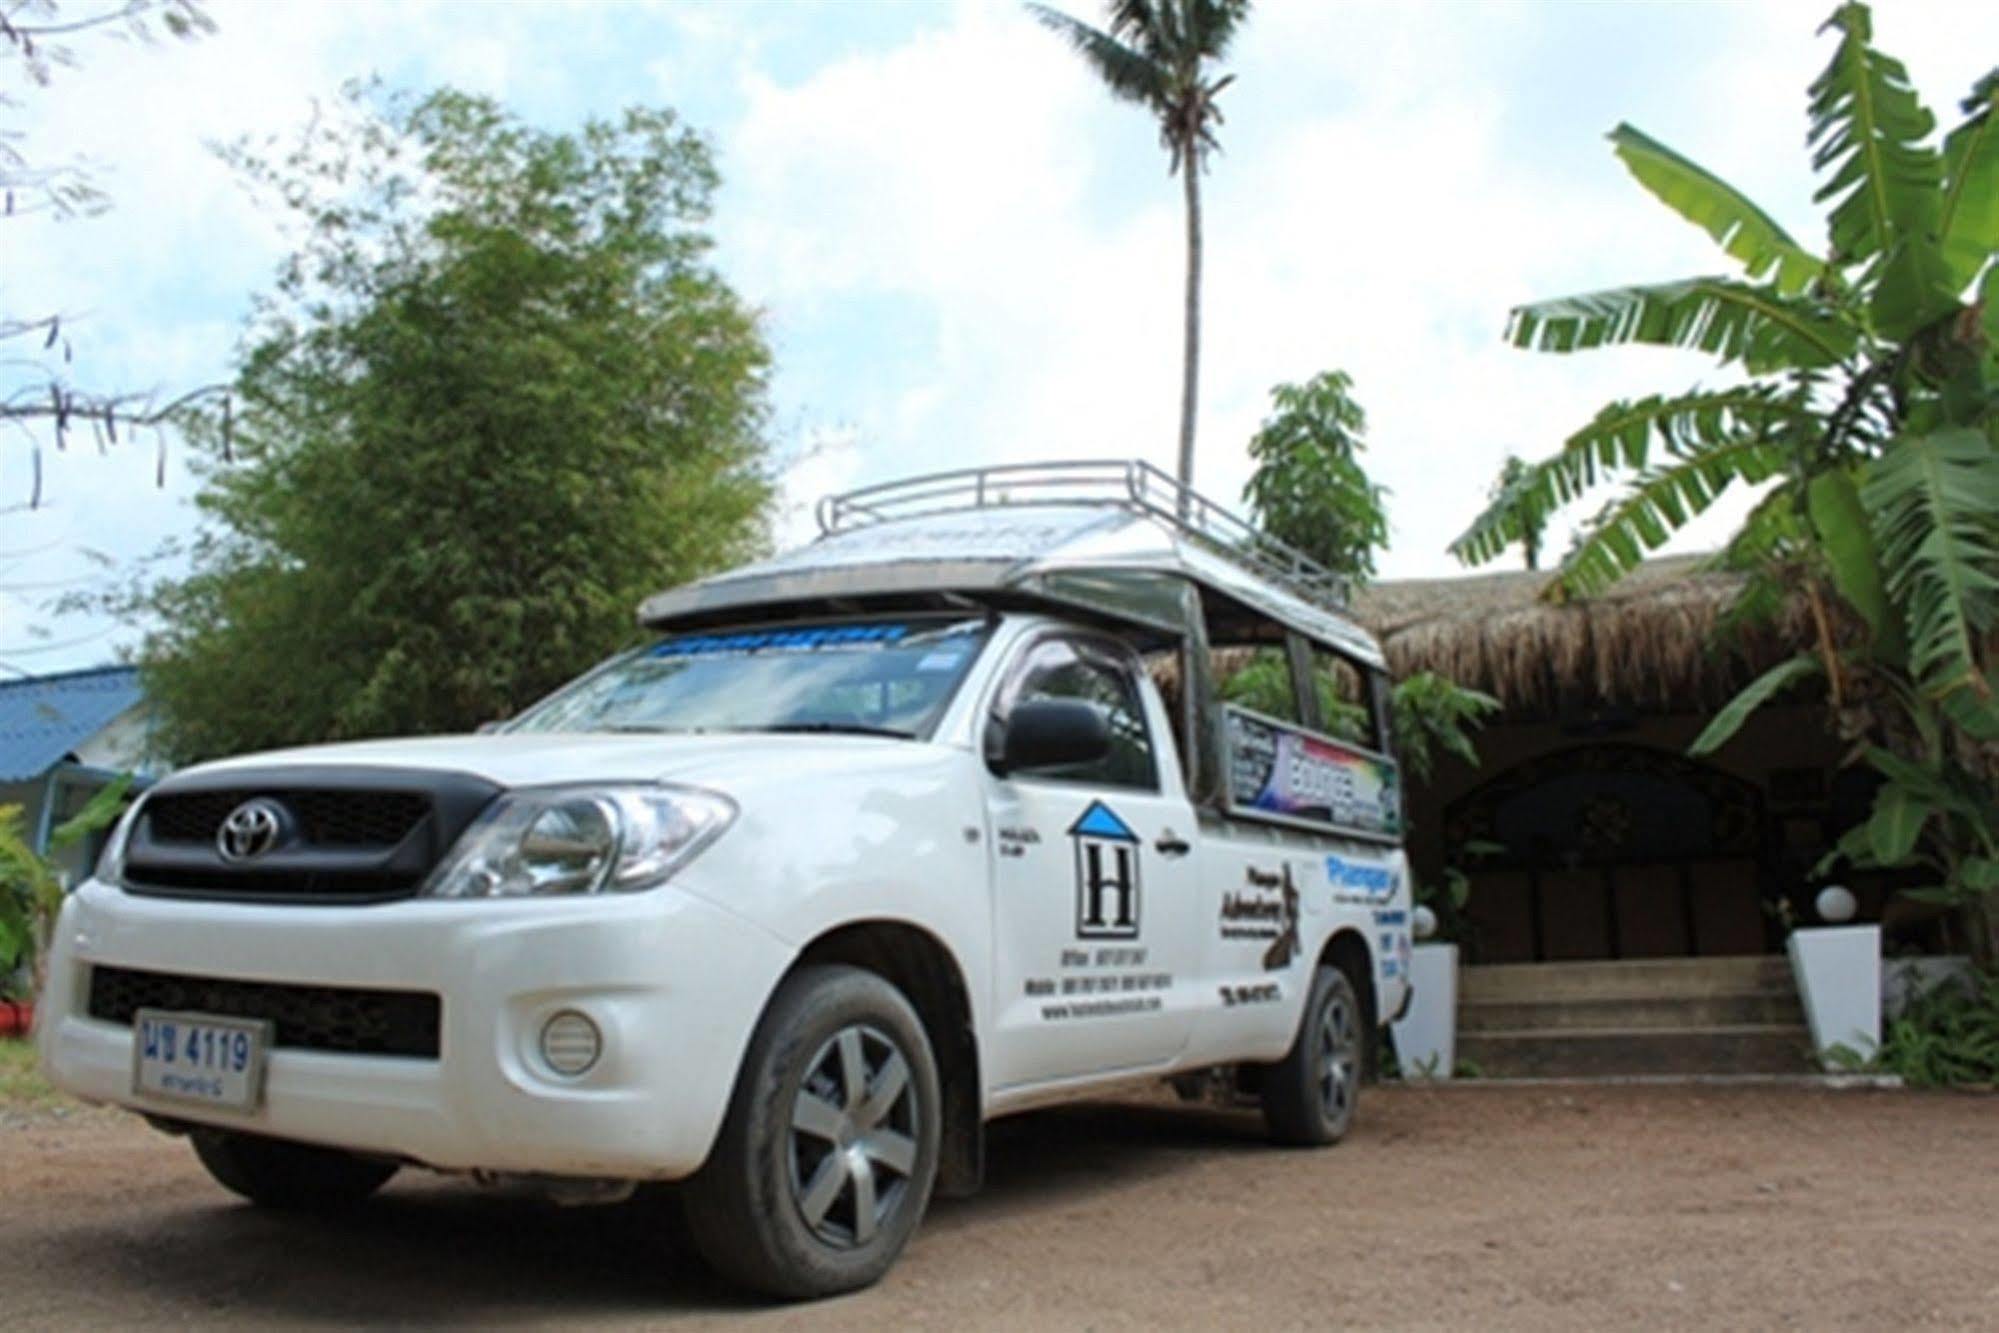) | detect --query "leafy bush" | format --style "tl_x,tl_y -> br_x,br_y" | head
1216,649 -> 1371,741
1843,971 -> 1999,1087
0,778 -> 131,999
